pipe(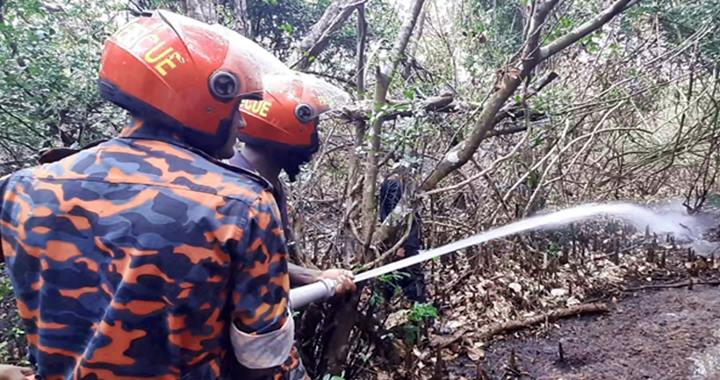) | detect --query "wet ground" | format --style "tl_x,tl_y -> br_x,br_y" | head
450,284 -> 720,380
